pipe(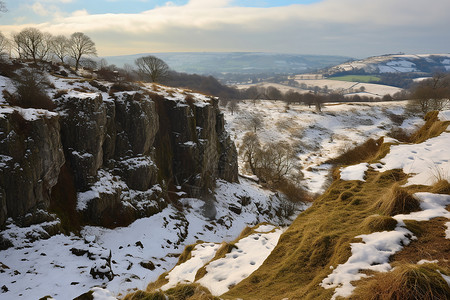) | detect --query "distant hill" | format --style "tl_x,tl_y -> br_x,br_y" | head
326,54 -> 450,76
102,52 -> 351,75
